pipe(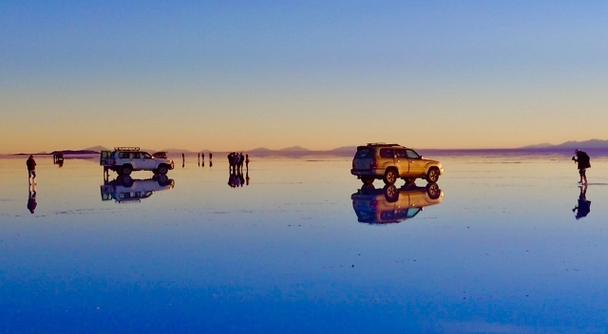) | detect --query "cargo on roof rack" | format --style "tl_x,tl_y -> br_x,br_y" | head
366,143 -> 399,147
114,147 -> 140,151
